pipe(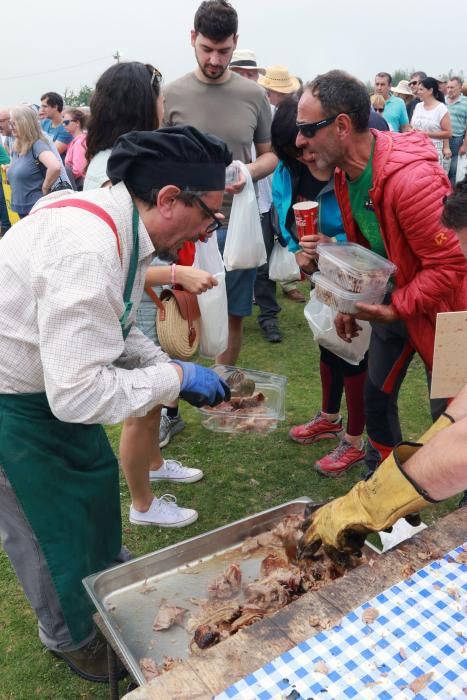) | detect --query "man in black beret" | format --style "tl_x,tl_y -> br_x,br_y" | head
0,125 -> 232,683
